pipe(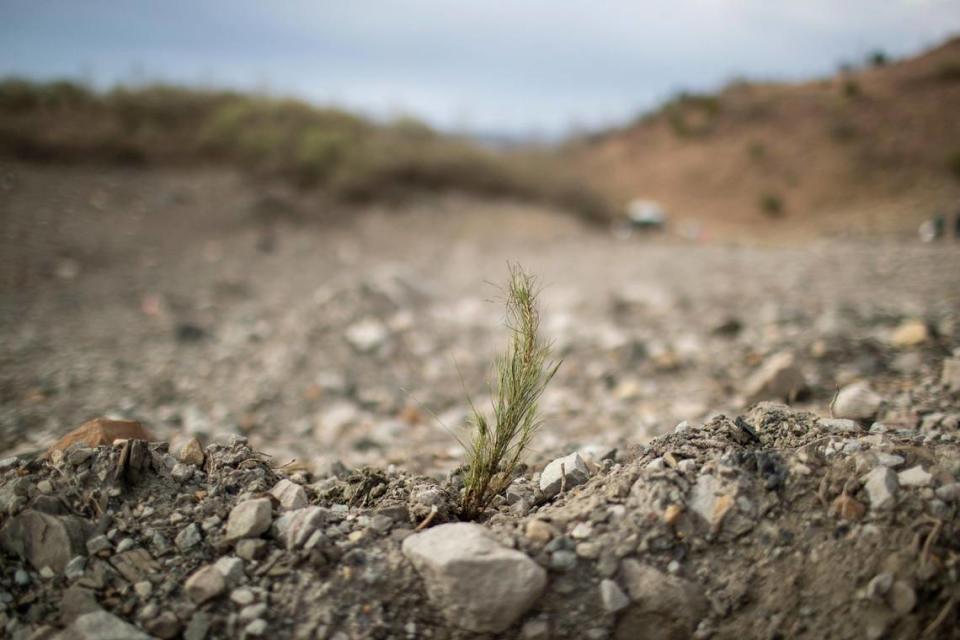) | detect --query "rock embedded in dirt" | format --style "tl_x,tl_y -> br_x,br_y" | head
862,466 -> 899,509
402,522 -> 547,633
270,478 -> 308,510
44,417 -> 155,459
225,498 -> 273,541
184,564 -> 226,604
275,505 -> 329,550
743,351 -> 806,403
540,452 -> 590,498
0,510 -> 88,573
616,559 -> 708,640
833,382 -> 883,422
